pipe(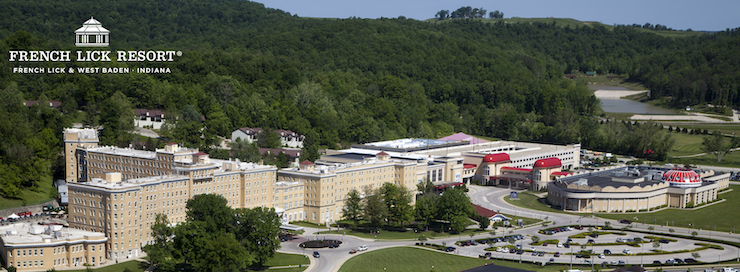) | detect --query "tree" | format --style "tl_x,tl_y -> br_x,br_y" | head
435,10 -> 449,20
435,187 -> 474,223
691,231 -> 698,238
702,130 -> 740,162
653,241 -> 660,251
171,221 -> 251,272
257,129 -> 282,148
299,130 -> 320,162
648,226 -> 654,231
604,221 -> 611,229
479,216 -> 490,230
230,139 -> 261,163
692,252 -> 700,259
669,228 -> 675,234
98,91 -> 134,146
186,194 -> 234,233
233,207 -> 282,266
363,188 -> 387,229
450,214 -> 469,233
381,182 -> 413,227
531,235 -> 540,244
342,189 -> 362,229
415,180 -> 438,231
143,213 -> 174,269
489,10 -> 504,19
